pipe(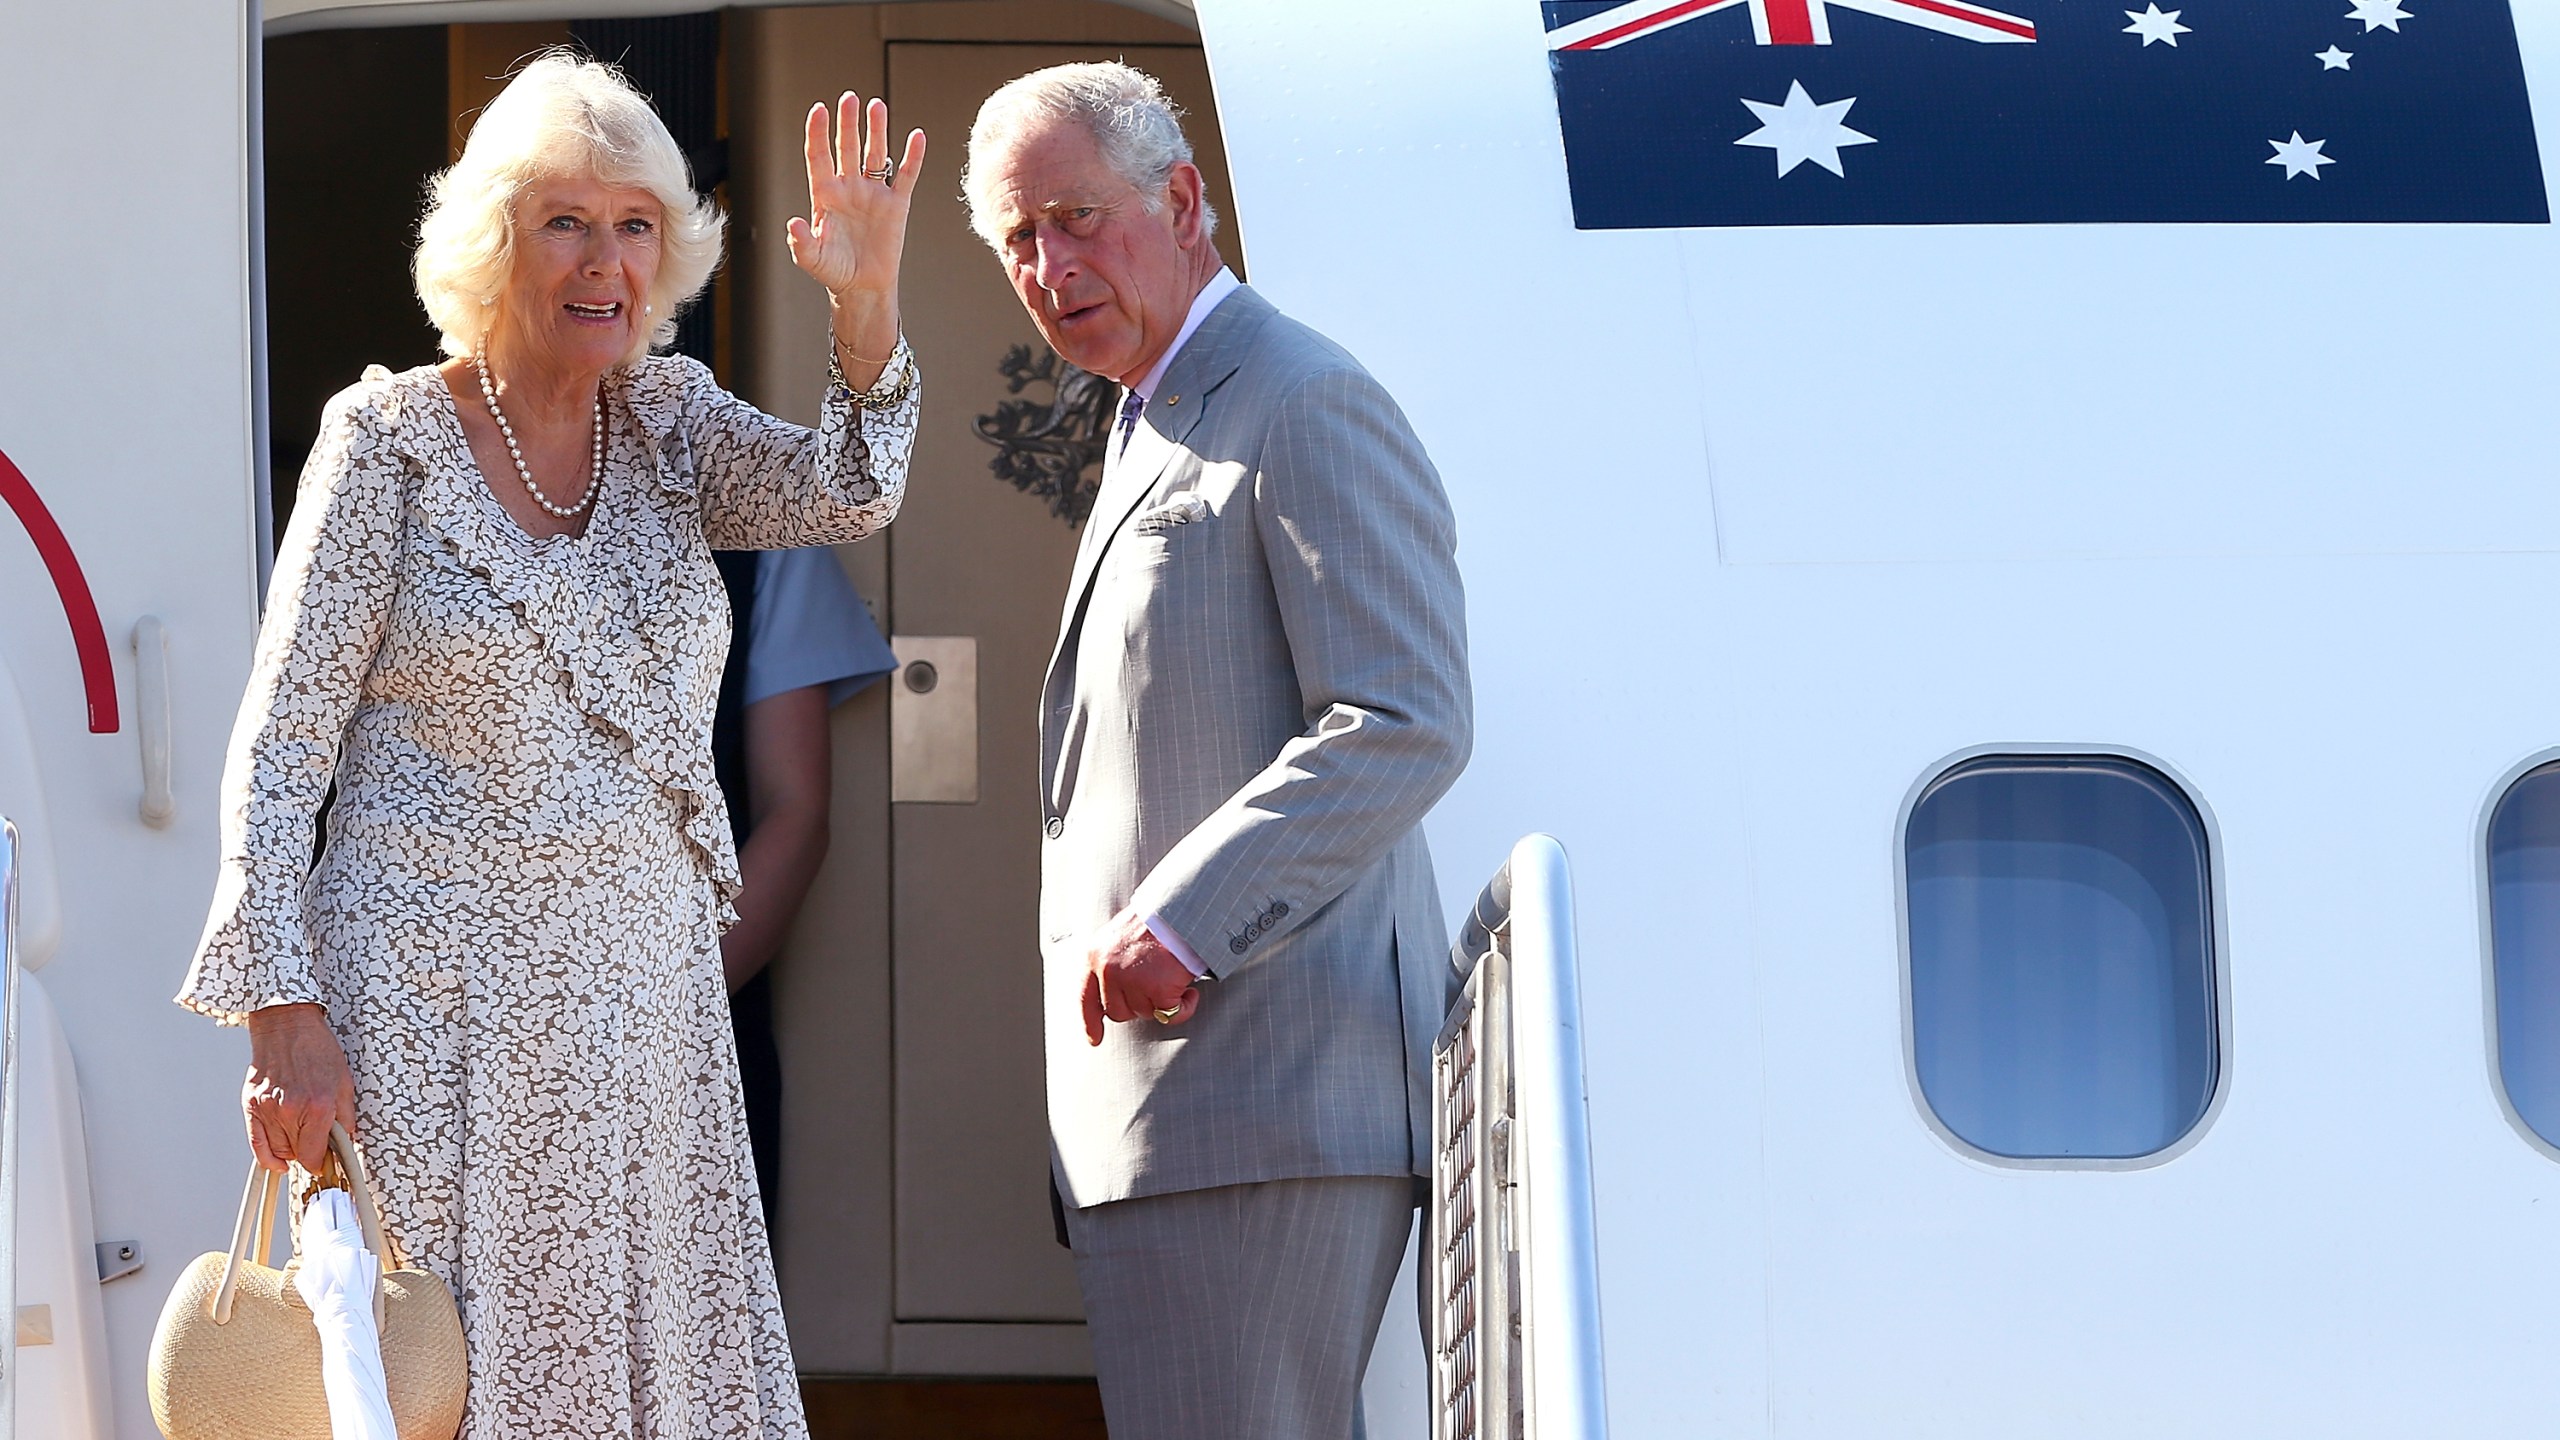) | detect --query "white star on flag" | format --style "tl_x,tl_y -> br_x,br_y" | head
1735,80 -> 1876,177
2345,0 -> 2410,33
2316,45 -> 2354,69
2266,132 -> 2336,179
2123,4 -> 2191,46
